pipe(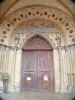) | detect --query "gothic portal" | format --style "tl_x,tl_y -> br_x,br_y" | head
0,3 -> 75,93
21,36 -> 54,91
